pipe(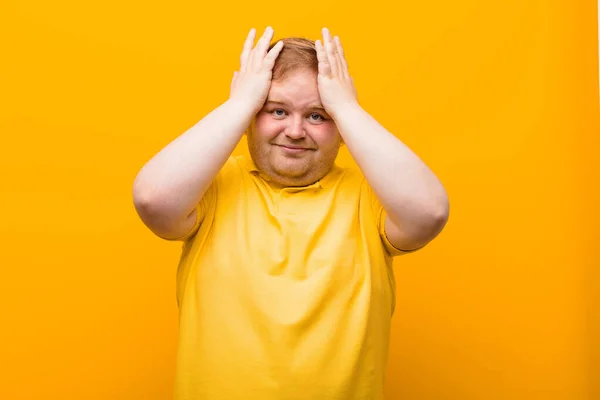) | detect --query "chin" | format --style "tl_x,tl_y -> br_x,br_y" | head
268,163 -> 311,185
273,166 -> 309,182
